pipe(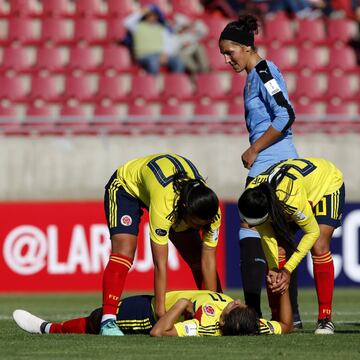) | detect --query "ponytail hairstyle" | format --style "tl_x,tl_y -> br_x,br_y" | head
219,14 -> 259,50
238,165 -> 298,252
167,171 -> 219,227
